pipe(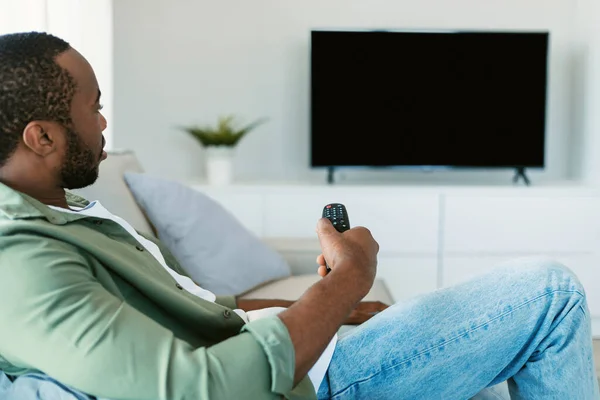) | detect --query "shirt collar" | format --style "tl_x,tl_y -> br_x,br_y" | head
0,181 -> 92,225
